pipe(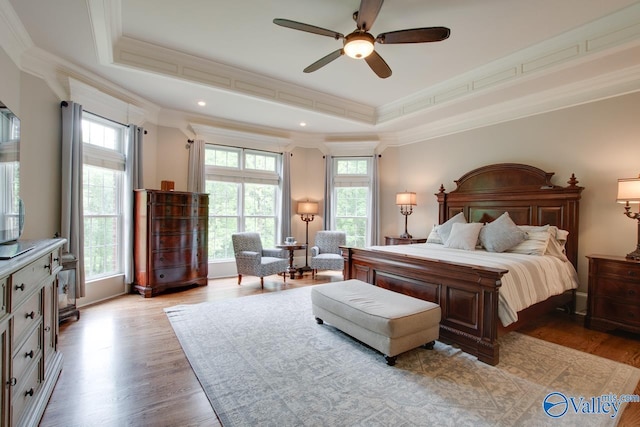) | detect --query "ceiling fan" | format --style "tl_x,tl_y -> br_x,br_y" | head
273,0 -> 450,79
